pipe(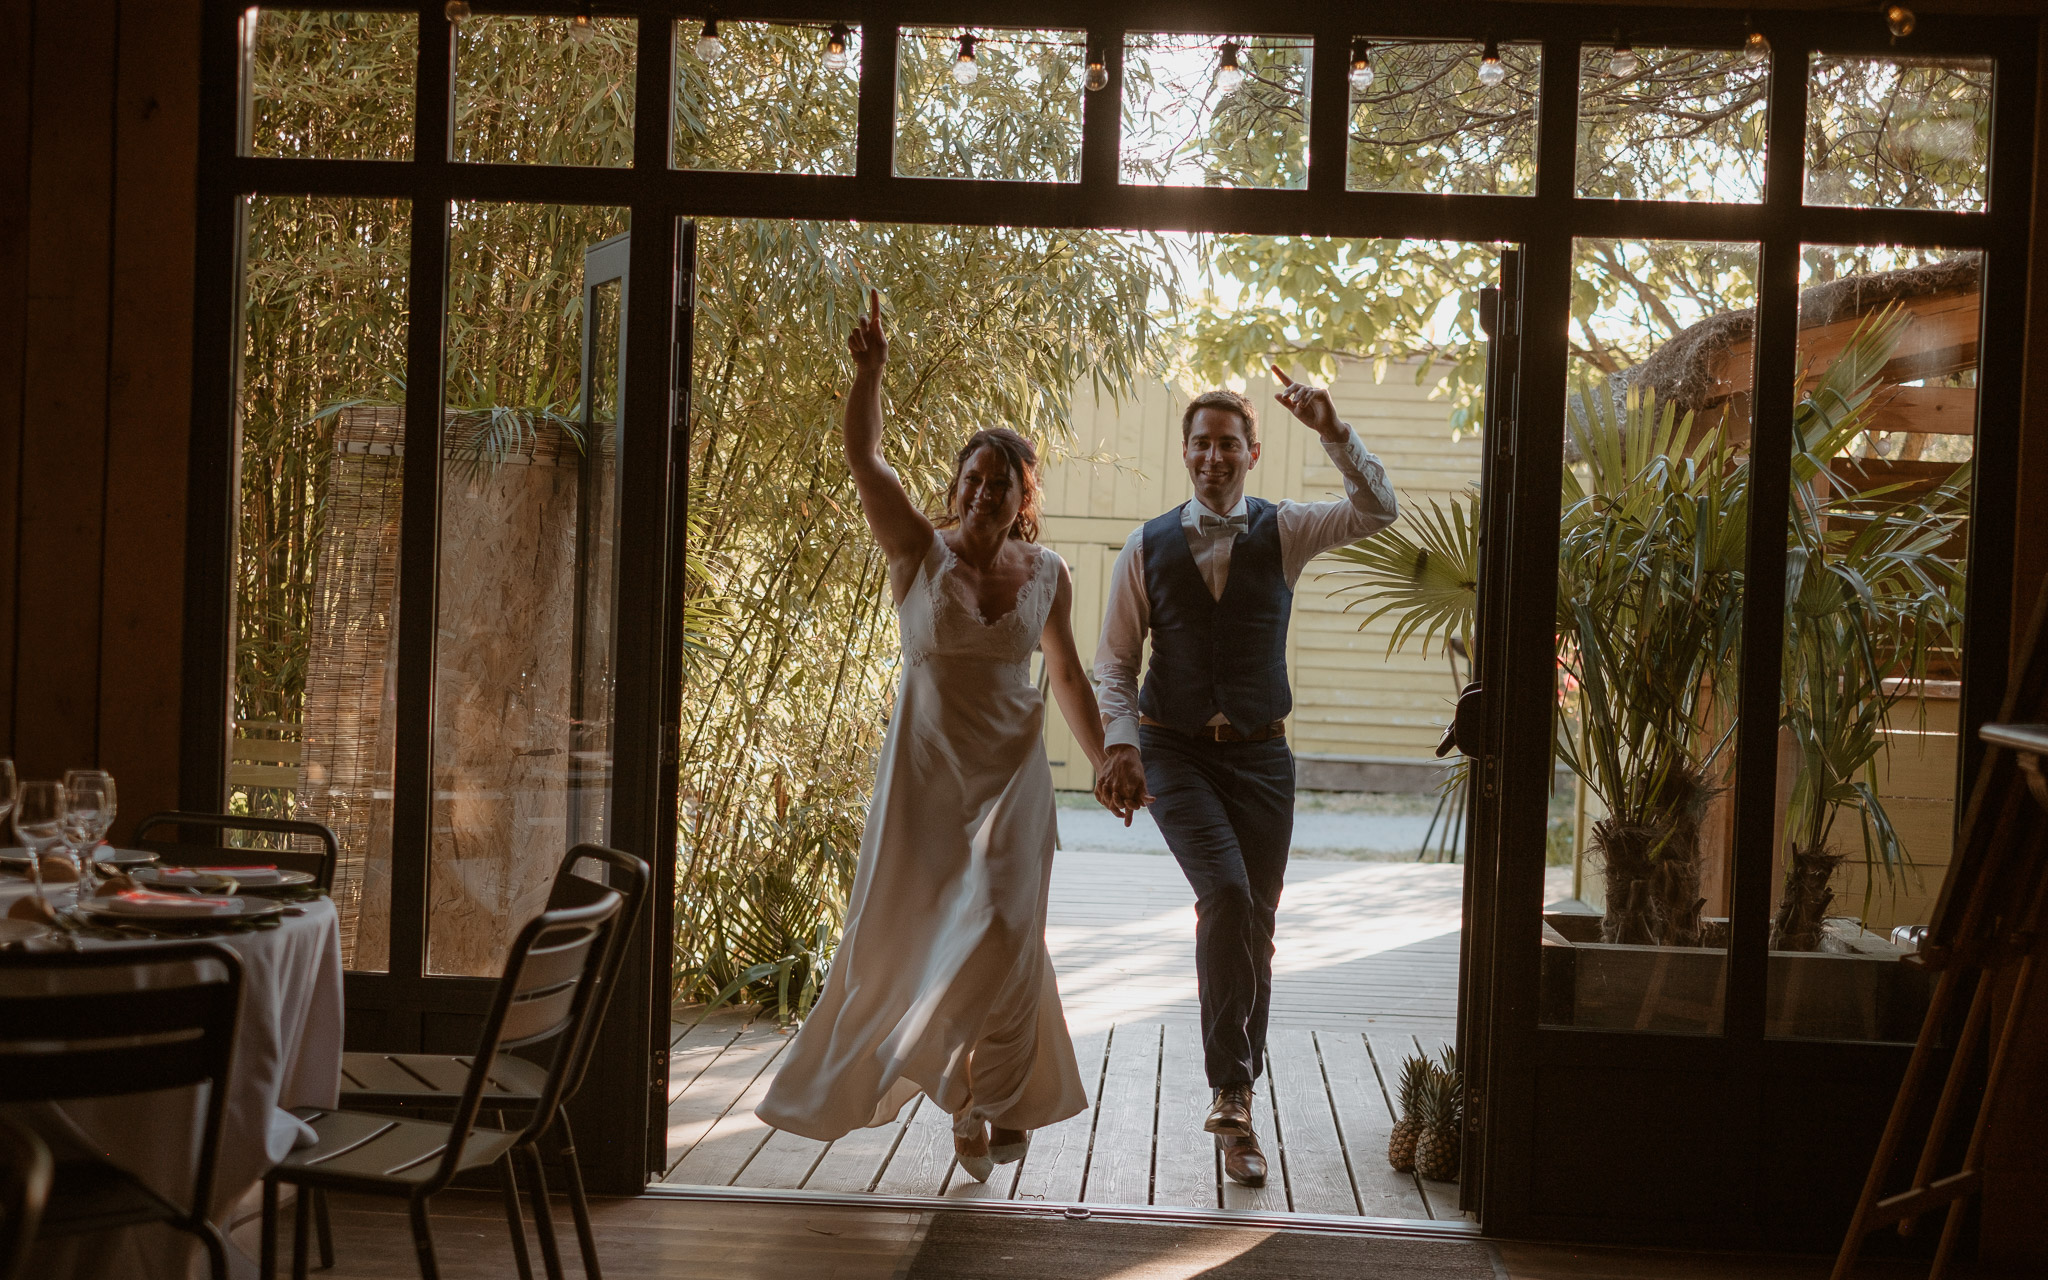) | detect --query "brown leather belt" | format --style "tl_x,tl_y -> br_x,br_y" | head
1140,715 -> 1287,743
